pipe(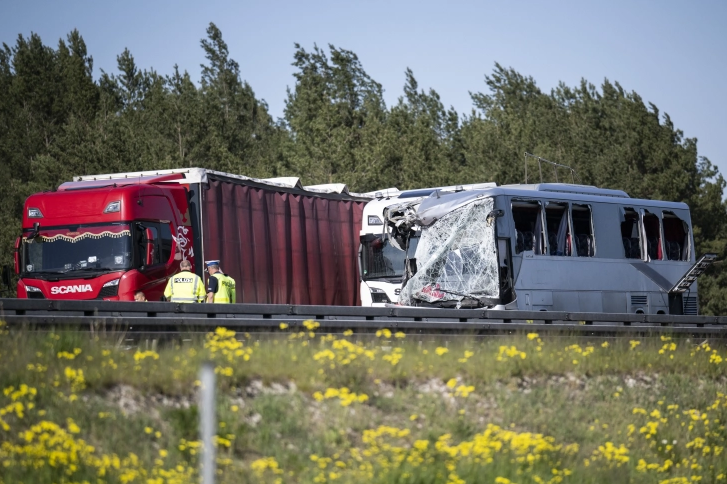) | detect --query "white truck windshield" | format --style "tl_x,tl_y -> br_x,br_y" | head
360,234 -> 419,281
